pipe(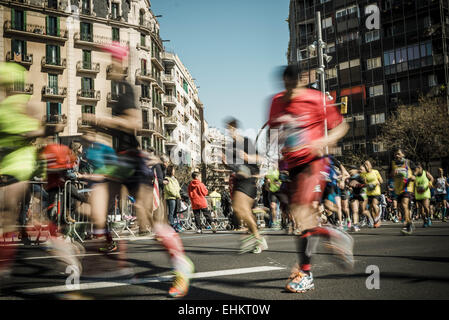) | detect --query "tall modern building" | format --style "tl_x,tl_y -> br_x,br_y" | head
288,0 -> 449,164
0,0 -> 206,161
